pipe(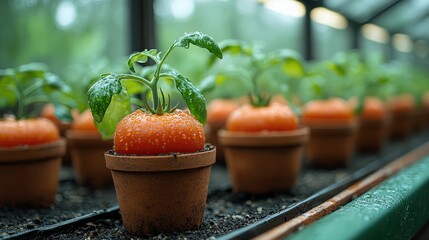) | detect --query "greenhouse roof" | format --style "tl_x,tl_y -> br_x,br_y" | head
323,0 -> 429,40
